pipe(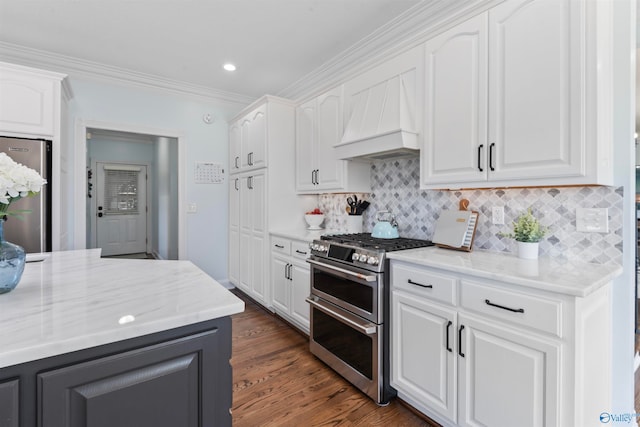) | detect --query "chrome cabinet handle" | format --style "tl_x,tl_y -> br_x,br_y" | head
315,169 -> 319,185
274,244 -> 284,249
234,178 -> 239,191
485,299 -> 524,313
458,325 -> 465,357
295,250 -> 307,255
408,279 -> 432,289
235,156 -> 239,169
